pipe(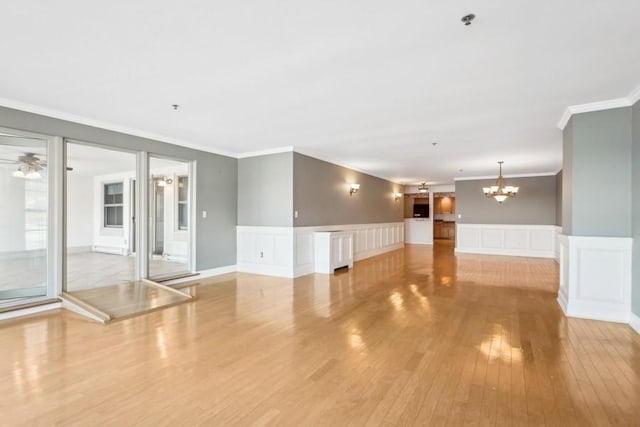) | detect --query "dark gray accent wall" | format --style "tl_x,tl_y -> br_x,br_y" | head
569,108 -> 632,237
455,175 -> 557,225
0,106 -> 237,270
632,100 -> 640,316
237,152 -> 293,226
555,171 -> 563,227
292,153 -> 404,226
